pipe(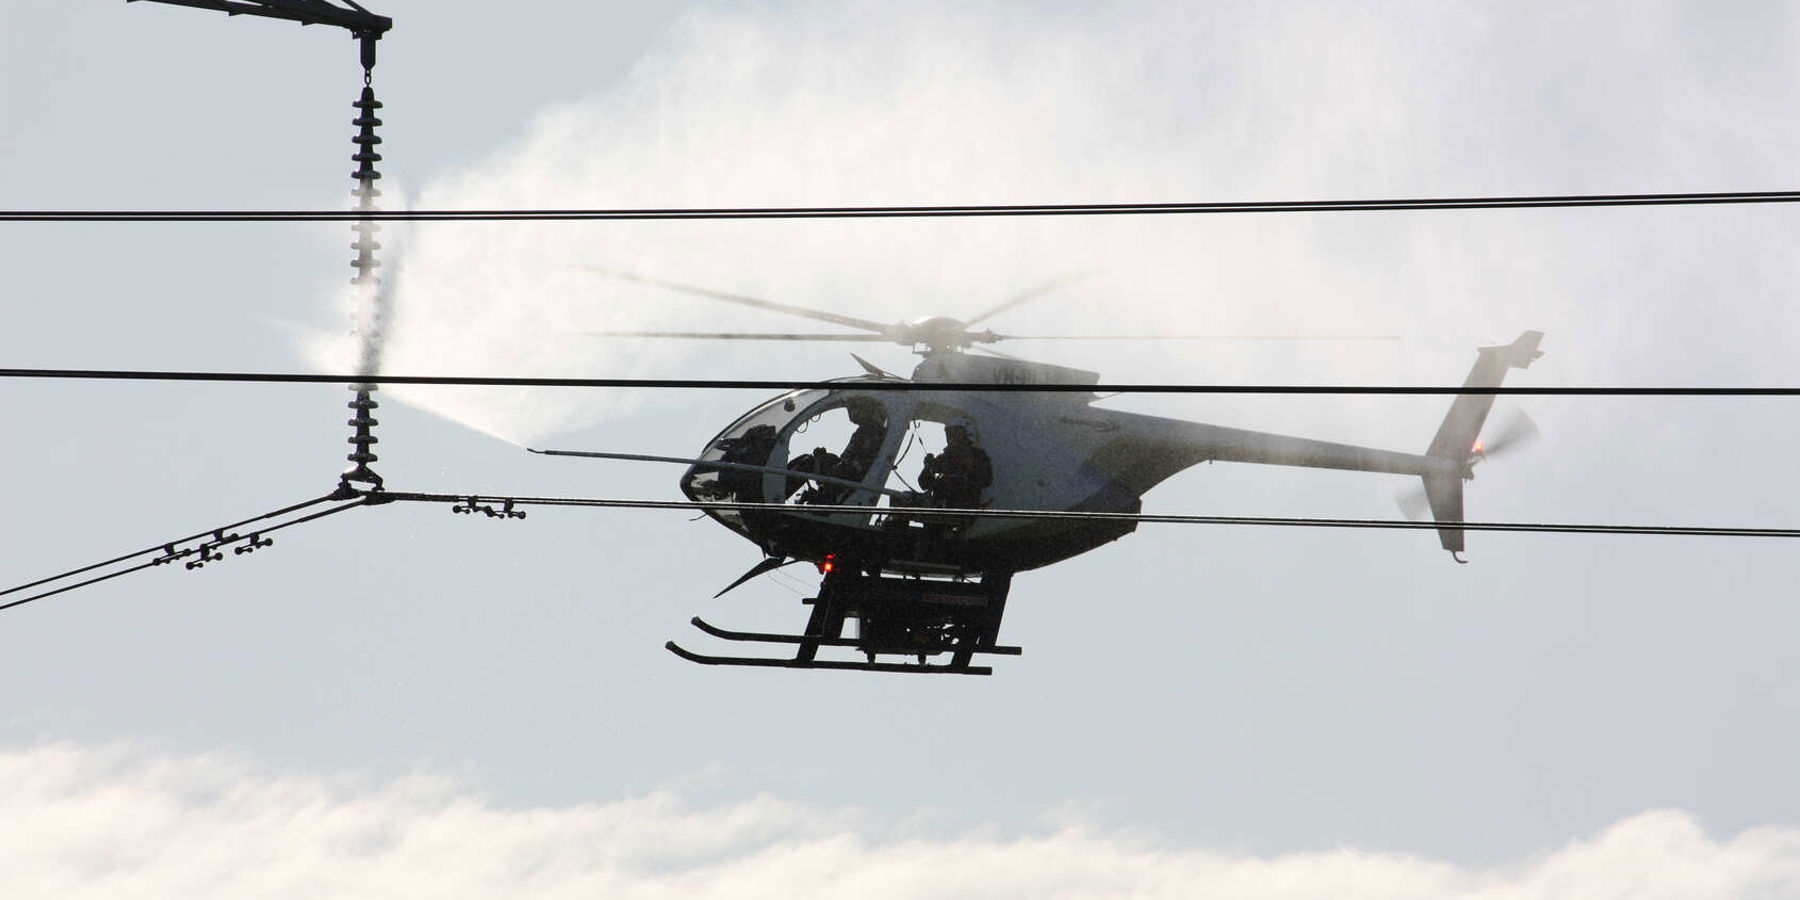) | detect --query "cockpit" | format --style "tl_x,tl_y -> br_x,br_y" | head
680,383 -> 994,541
680,387 -> 893,530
